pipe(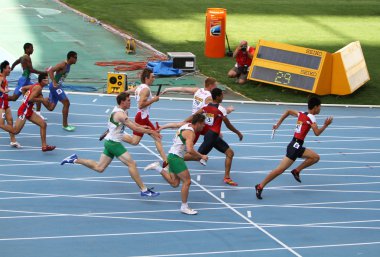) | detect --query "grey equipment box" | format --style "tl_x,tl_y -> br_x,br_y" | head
167,52 -> 196,71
